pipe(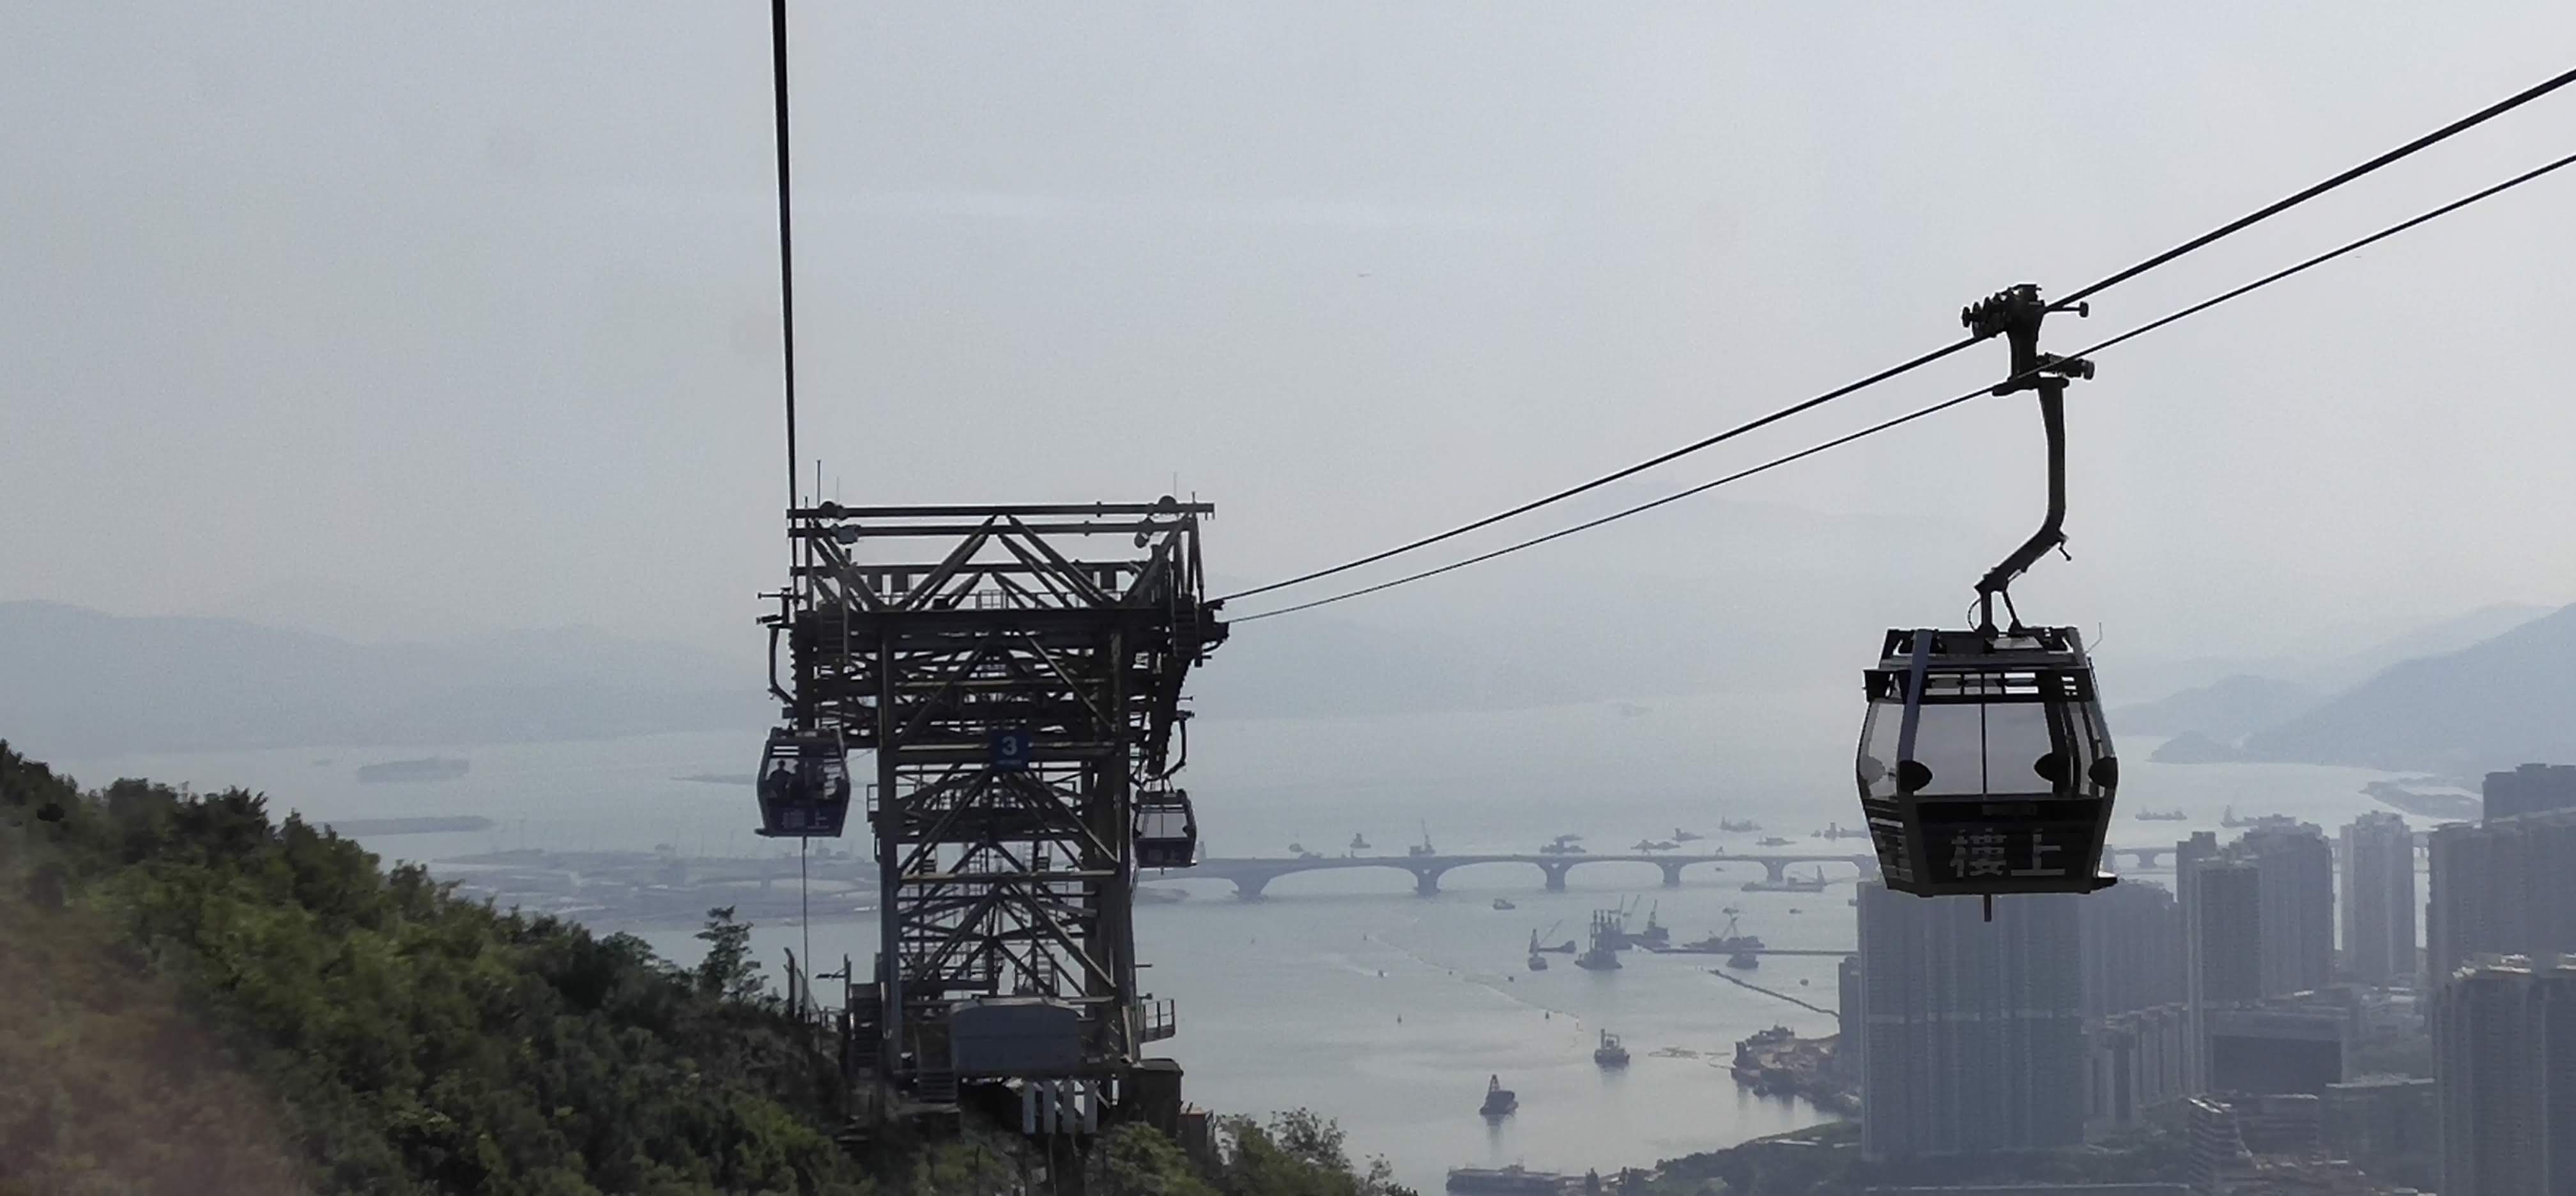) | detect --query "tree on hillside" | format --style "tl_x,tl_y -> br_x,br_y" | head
694,905 -> 766,1003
